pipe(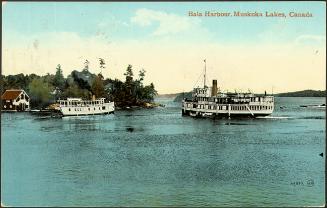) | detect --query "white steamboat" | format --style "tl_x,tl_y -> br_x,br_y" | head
57,98 -> 114,116
182,61 -> 274,118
